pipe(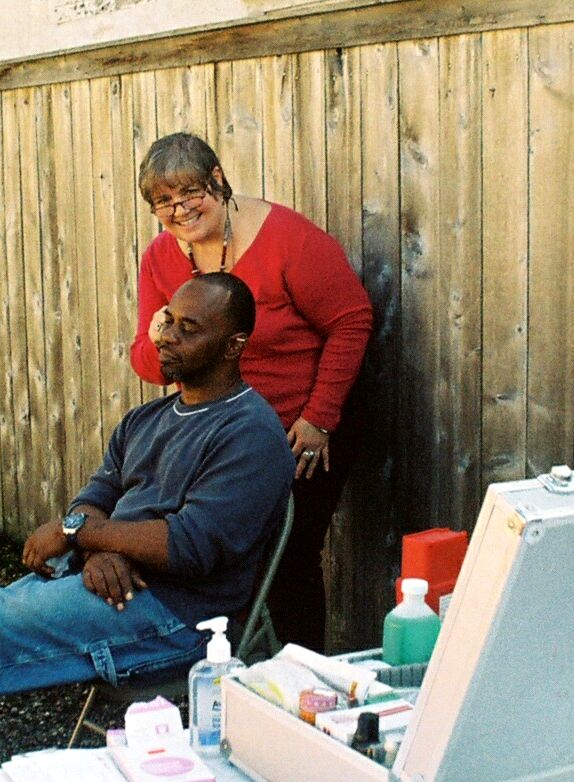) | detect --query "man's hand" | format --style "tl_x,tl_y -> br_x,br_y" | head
22,520 -> 69,577
82,551 -> 147,611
